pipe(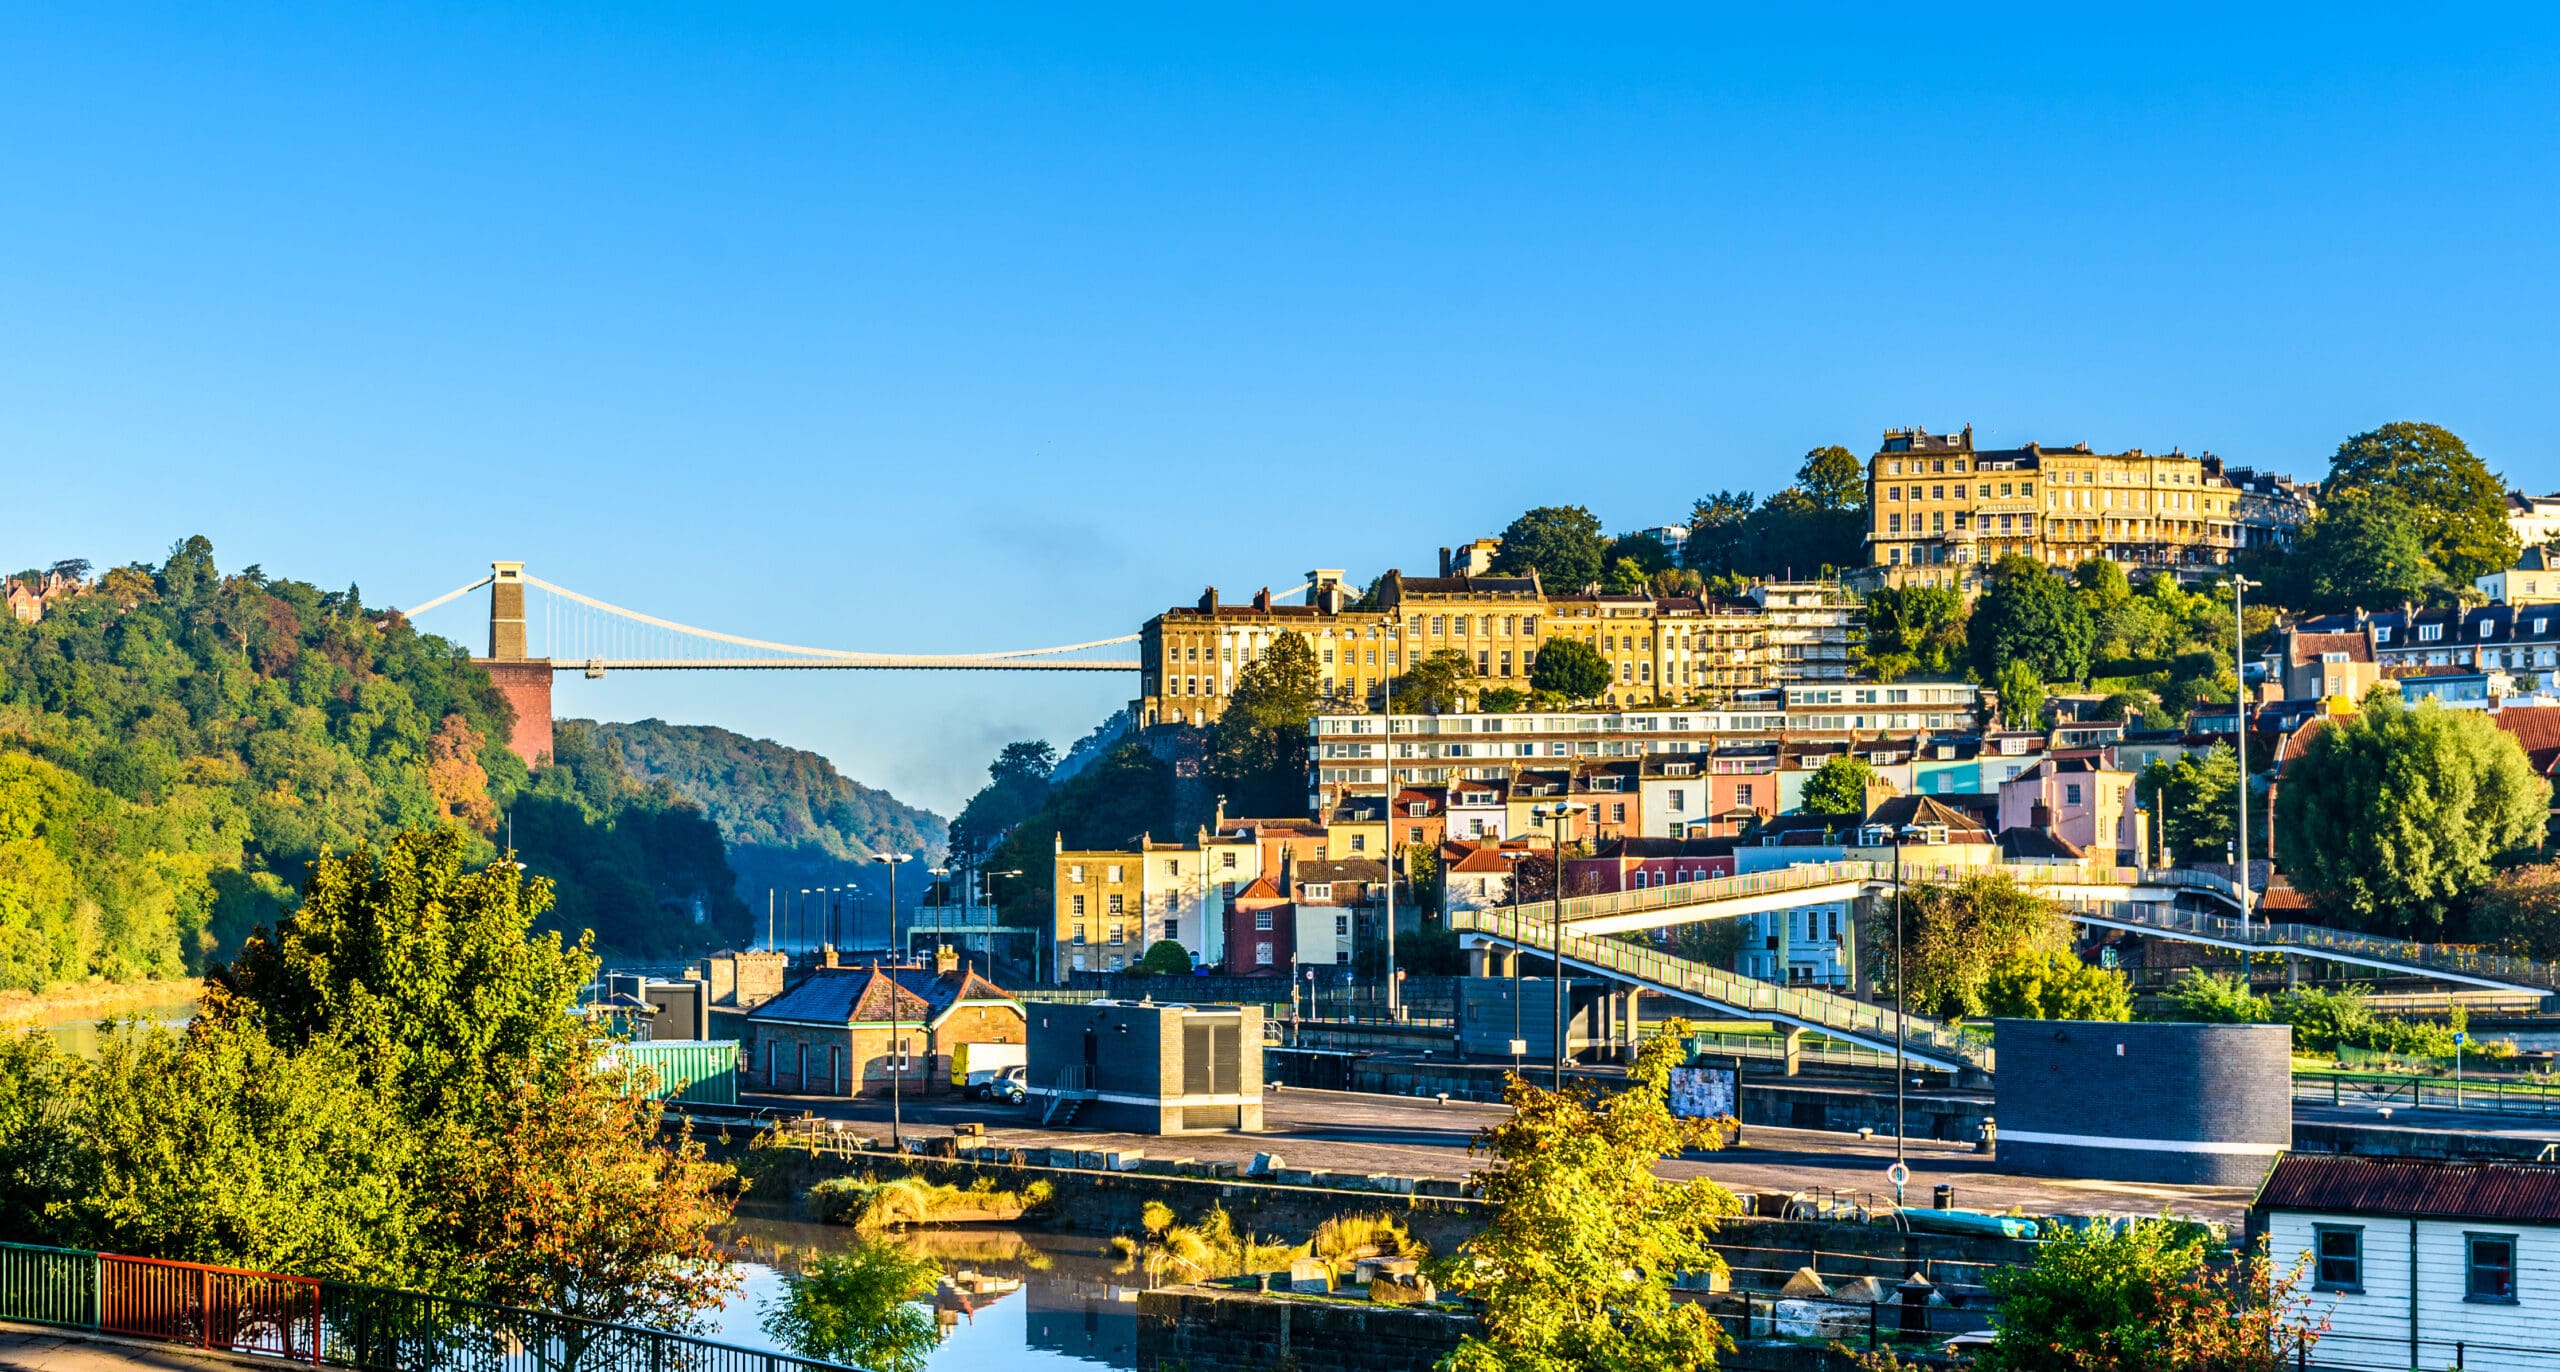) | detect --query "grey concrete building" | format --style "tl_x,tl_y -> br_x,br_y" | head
1025,1000 -> 1263,1134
